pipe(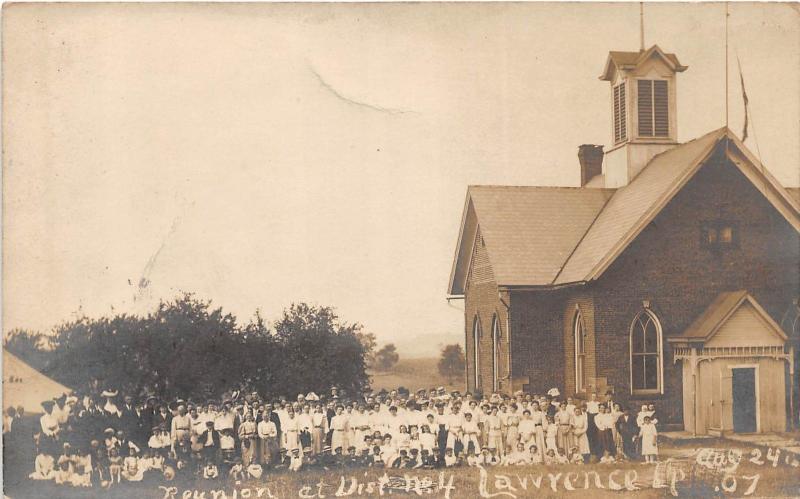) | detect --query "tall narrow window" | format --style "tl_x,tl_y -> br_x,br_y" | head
629,309 -> 663,393
613,82 -> 627,143
574,311 -> 586,392
473,317 -> 481,389
491,316 -> 501,392
638,79 -> 669,137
